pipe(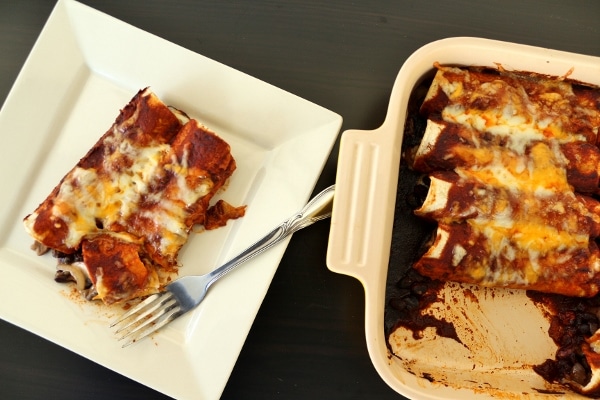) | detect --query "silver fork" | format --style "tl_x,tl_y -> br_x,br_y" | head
111,185 -> 335,347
